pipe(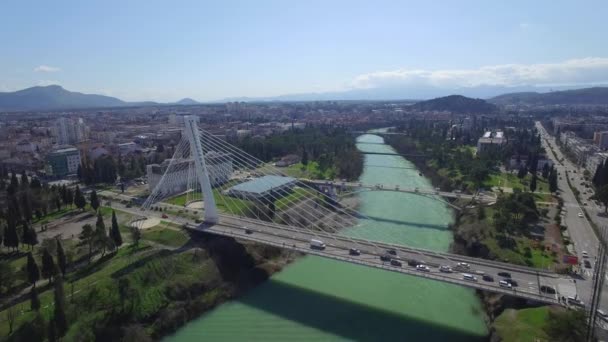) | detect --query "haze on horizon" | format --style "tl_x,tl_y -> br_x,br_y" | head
2,0 -> 608,102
